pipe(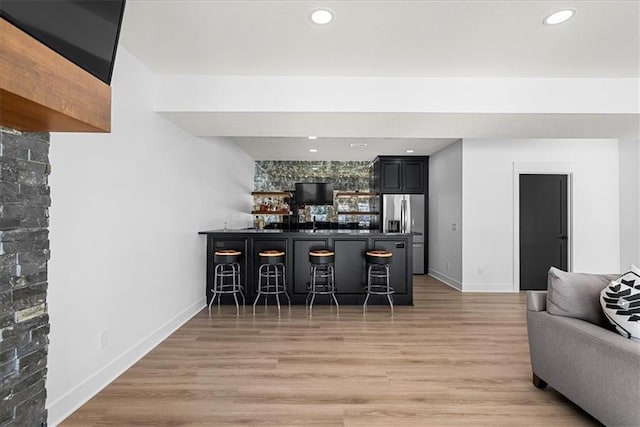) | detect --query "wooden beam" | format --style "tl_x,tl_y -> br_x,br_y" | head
0,18 -> 111,132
